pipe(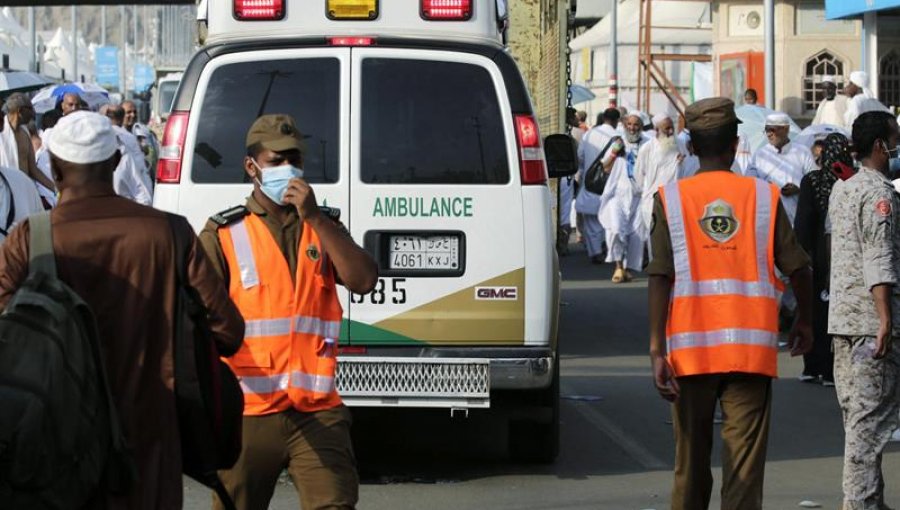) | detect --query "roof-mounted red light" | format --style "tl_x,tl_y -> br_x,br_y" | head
234,0 -> 285,20
328,36 -> 376,46
421,0 -> 472,21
